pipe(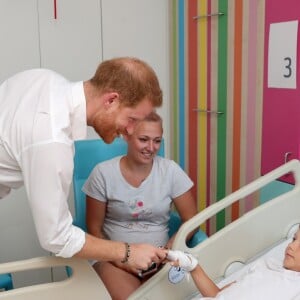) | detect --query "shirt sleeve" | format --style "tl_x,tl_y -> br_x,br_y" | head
169,160 -> 194,198
20,141 -> 85,258
82,163 -> 108,202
